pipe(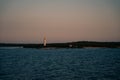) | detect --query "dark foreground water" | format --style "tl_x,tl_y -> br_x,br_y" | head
0,48 -> 120,80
